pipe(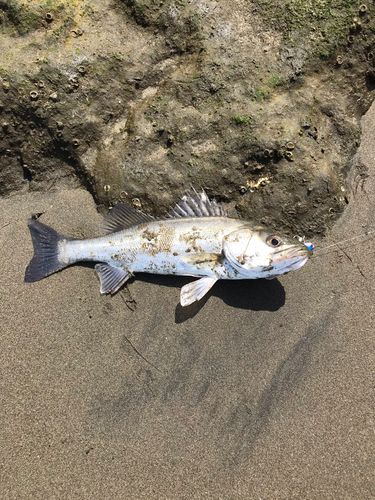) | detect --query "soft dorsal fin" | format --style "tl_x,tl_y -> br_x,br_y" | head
99,203 -> 154,235
168,187 -> 227,218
